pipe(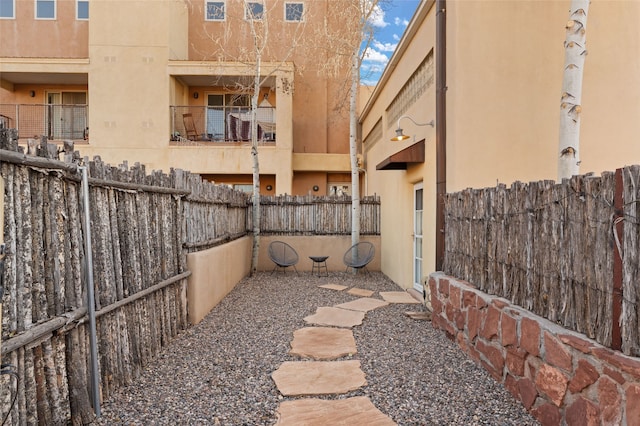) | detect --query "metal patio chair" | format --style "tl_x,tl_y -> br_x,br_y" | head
343,241 -> 375,274
268,241 -> 300,275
